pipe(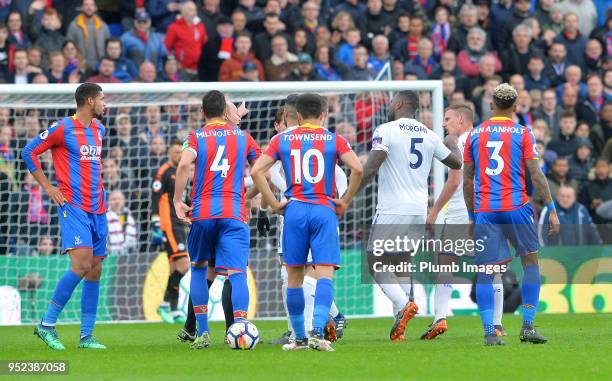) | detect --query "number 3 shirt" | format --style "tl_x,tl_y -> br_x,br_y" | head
184,120 -> 261,223
464,116 -> 538,213
371,118 -> 451,216
264,123 -> 351,210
